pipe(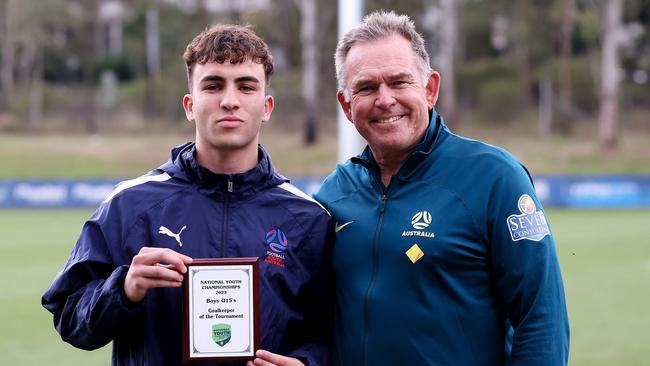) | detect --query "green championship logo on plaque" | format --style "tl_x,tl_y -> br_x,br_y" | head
212,323 -> 231,347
